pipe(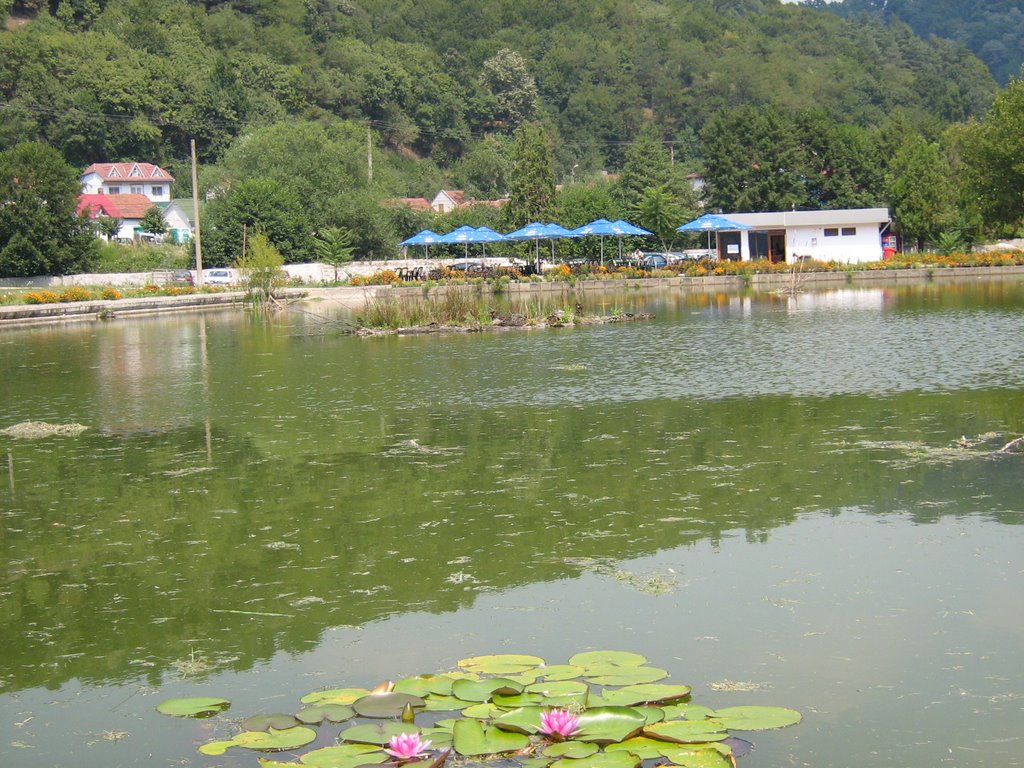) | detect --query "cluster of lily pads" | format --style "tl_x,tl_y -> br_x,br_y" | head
157,651 -> 801,768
